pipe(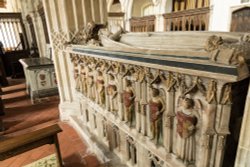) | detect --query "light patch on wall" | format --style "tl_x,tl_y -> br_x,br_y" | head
142,3 -> 154,16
